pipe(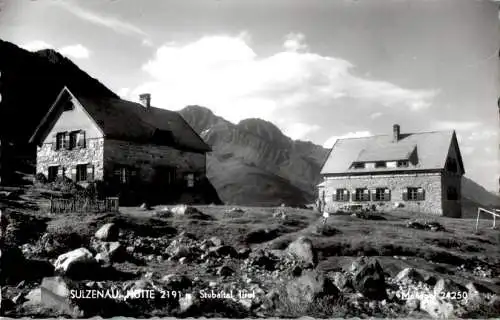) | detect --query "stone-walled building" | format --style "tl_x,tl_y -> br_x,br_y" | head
319,124 -> 465,217
30,87 -> 212,204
